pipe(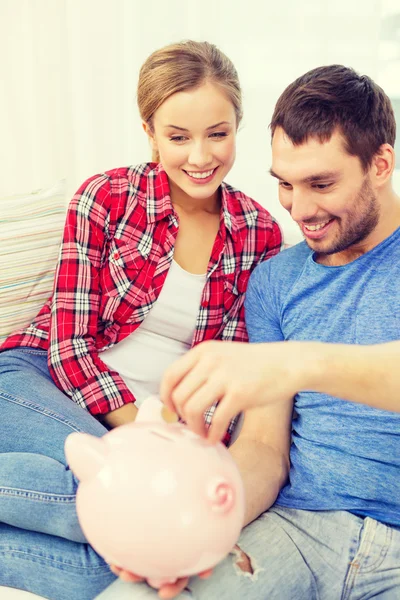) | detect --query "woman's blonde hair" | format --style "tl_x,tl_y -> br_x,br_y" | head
137,40 -> 242,161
